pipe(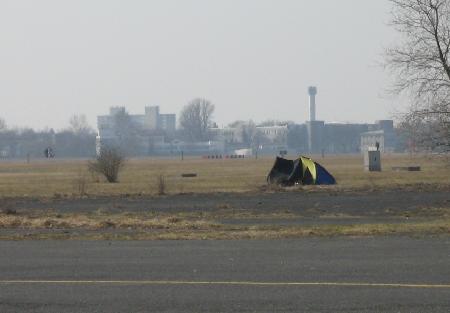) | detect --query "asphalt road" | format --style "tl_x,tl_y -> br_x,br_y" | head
1,237 -> 450,312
